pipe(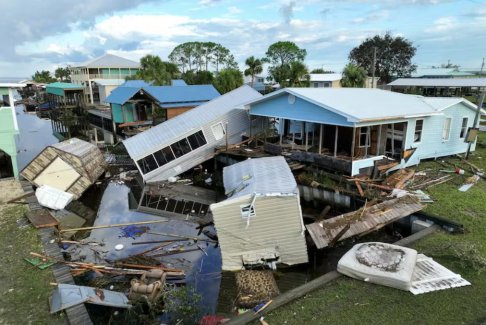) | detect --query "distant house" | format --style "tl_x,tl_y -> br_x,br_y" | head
388,78 -> 486,98
46,82 -> 85,109
70,54 -> 141,105
247,88 -> 481,176
210,156 -> 308,271
410,68 -> 475,79
20,138 -> 105,199
105,82 -> 220,138
92,79 -> 125,105
123,85 -> 263,183
244,75 -> 266,93
0,83 -> 25,178
309,73 -> 342,88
